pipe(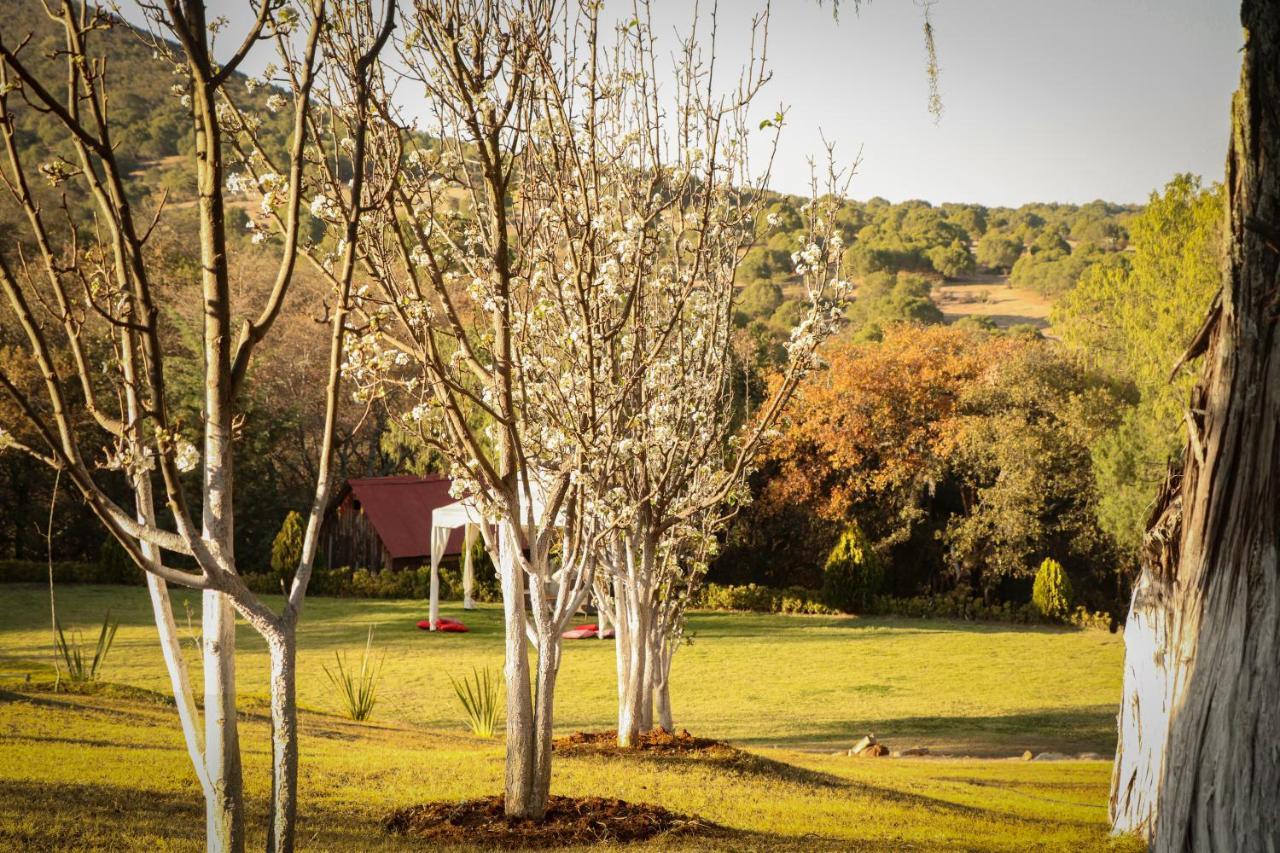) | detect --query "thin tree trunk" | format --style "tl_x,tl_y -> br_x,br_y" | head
499,523 -> 536,818
1111,3 -> 1280,846
203,590 -> 244,852
529,625 -> 560,819
617,581 -> 649,747
653,632 -> 675,733
267,628 -> 298,853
